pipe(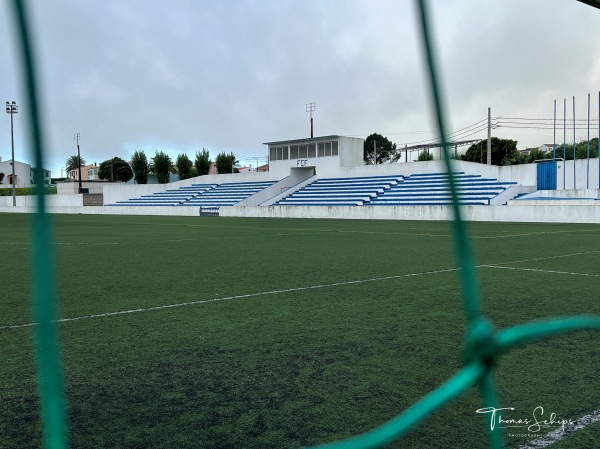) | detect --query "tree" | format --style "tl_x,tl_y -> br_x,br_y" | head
66,155 -> 86,172
556,138 -> 599,161
418,150 -> 434,161
151,151 -> 175,184
98,157 -> 133,183
363,133 -> 399,164
526,148 -> 549,164
215,152 -> 239,174
176,153 -> 193,180
130,150 -> 149,184
461,138 -> 519,166
194,148 -> 211,176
